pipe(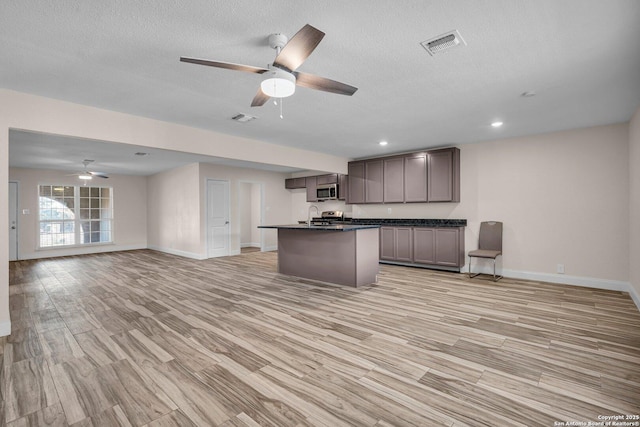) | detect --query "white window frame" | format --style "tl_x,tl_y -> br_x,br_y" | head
38,184 -> 114,249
